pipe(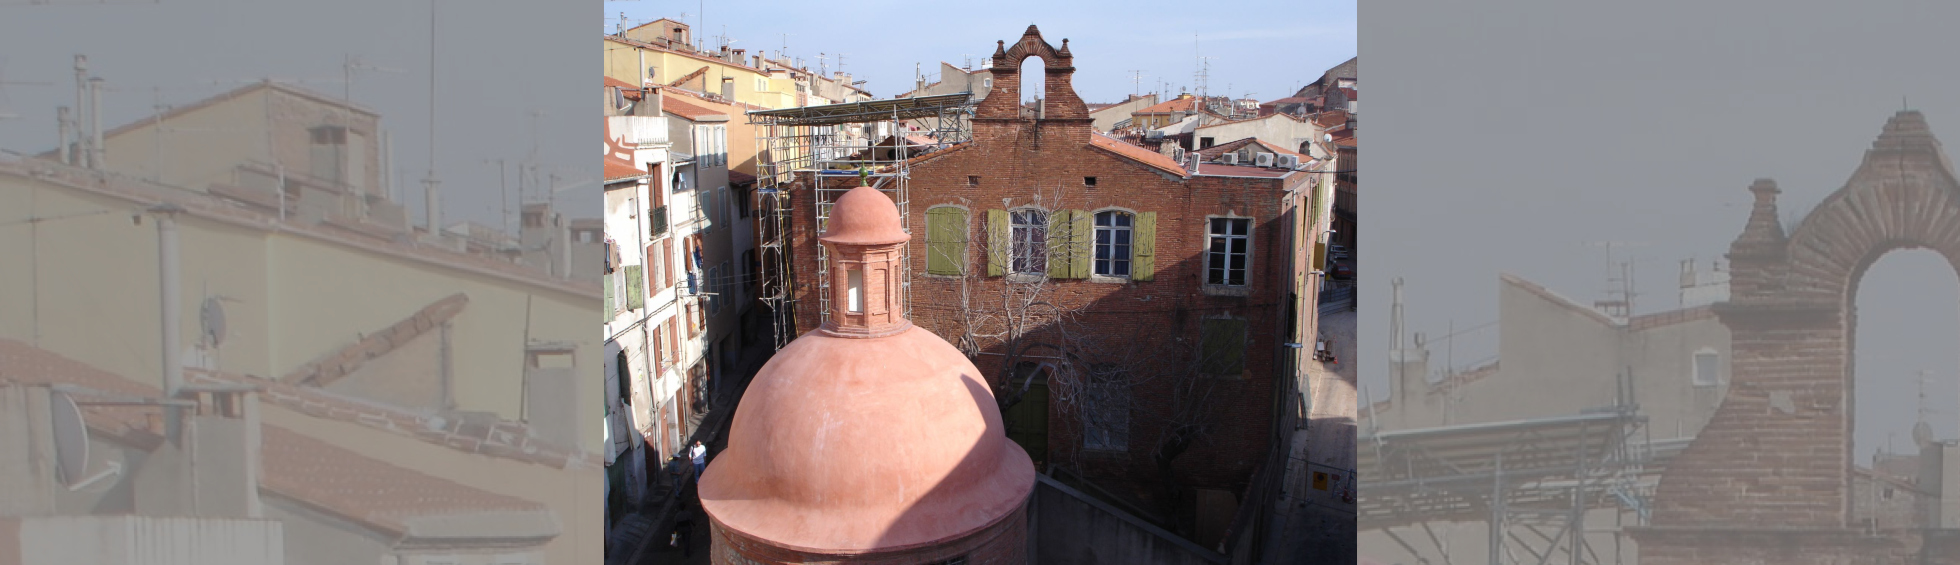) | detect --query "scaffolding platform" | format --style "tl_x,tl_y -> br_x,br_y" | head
748,93 -> 978,350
